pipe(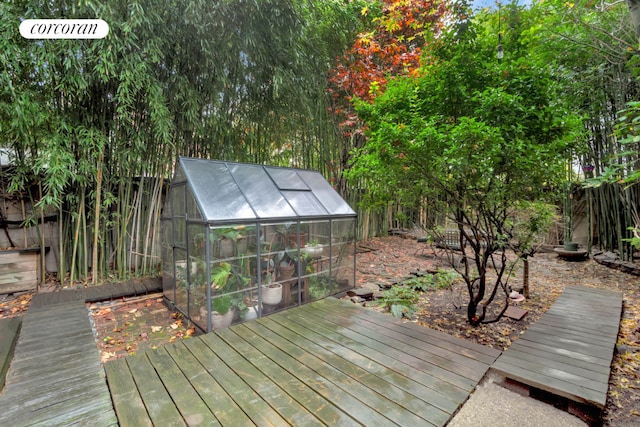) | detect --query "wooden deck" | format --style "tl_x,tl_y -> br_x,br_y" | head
106,298 -> 501,426
490,285 -> 623,412
0,300 -> 117,426
0,317 -> 21,390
